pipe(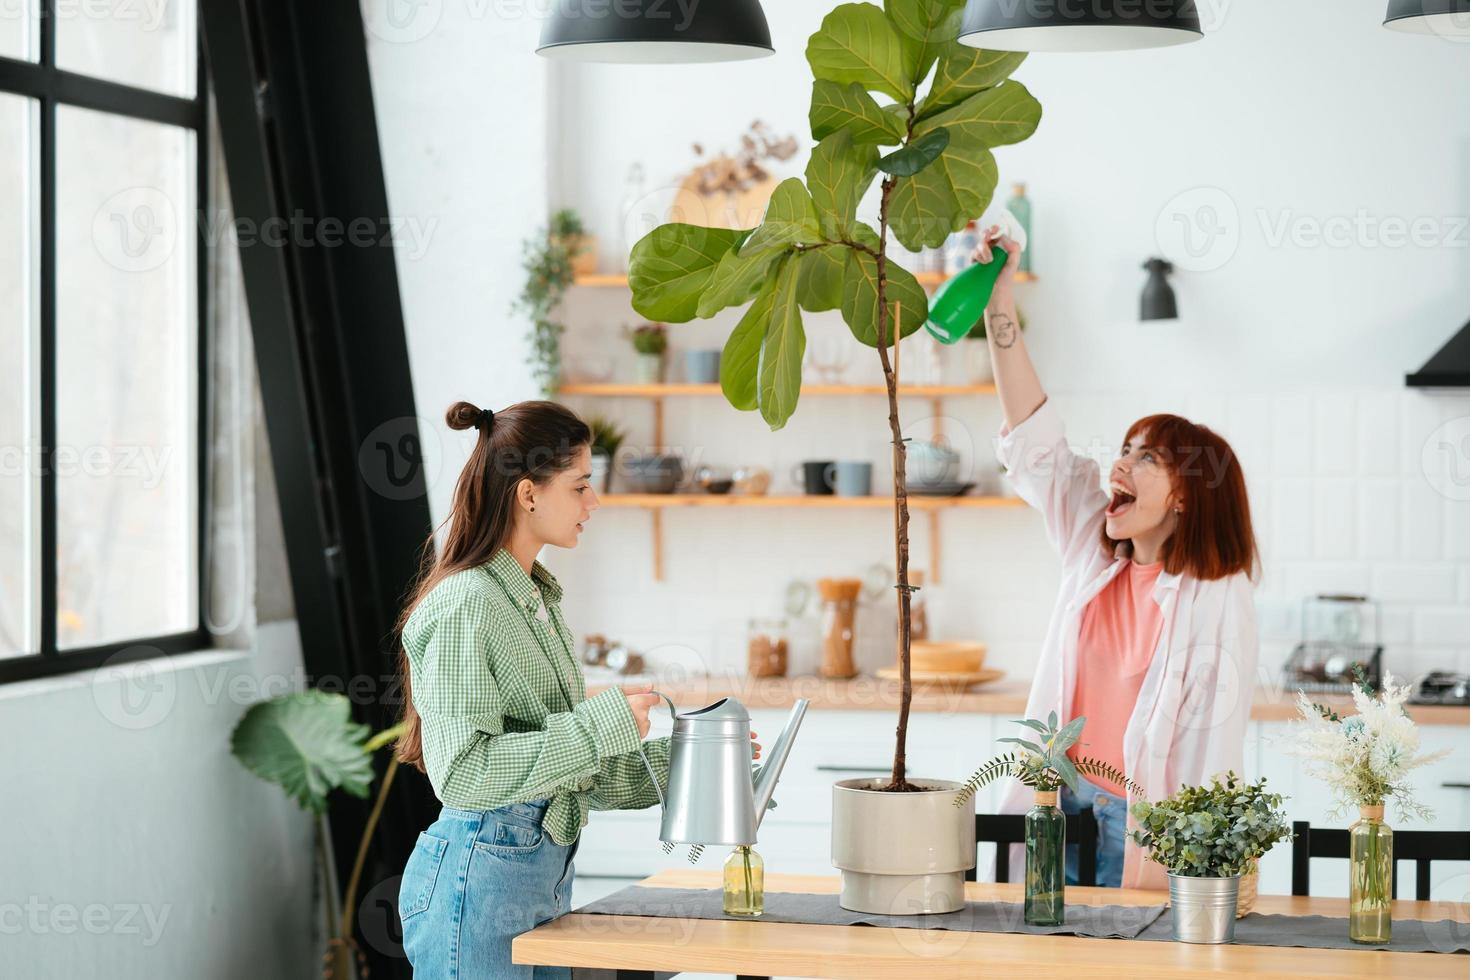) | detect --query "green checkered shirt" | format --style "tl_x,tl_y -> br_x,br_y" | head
402,548 -> 670,845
